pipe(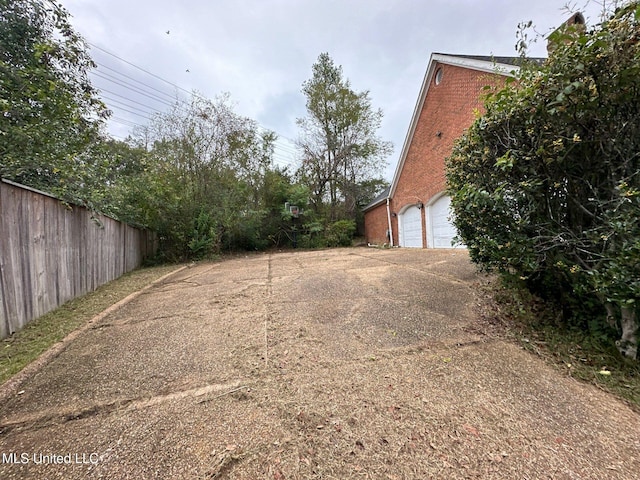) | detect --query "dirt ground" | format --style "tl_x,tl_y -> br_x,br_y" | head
1,248 -> 639,479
